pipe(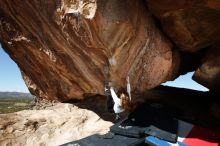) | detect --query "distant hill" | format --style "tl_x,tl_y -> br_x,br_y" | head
0,92 -> 34,98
